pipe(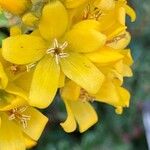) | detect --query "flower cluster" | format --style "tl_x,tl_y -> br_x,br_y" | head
0,0 -> 136,149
